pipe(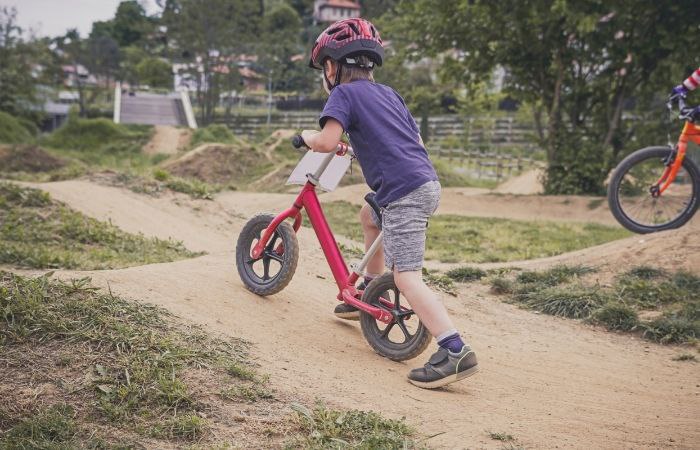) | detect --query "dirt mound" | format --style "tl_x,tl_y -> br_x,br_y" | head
163,143 -> 271,185
494,168 -> 544,194
0,145 -> 67,173
142,125 -> 191,155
